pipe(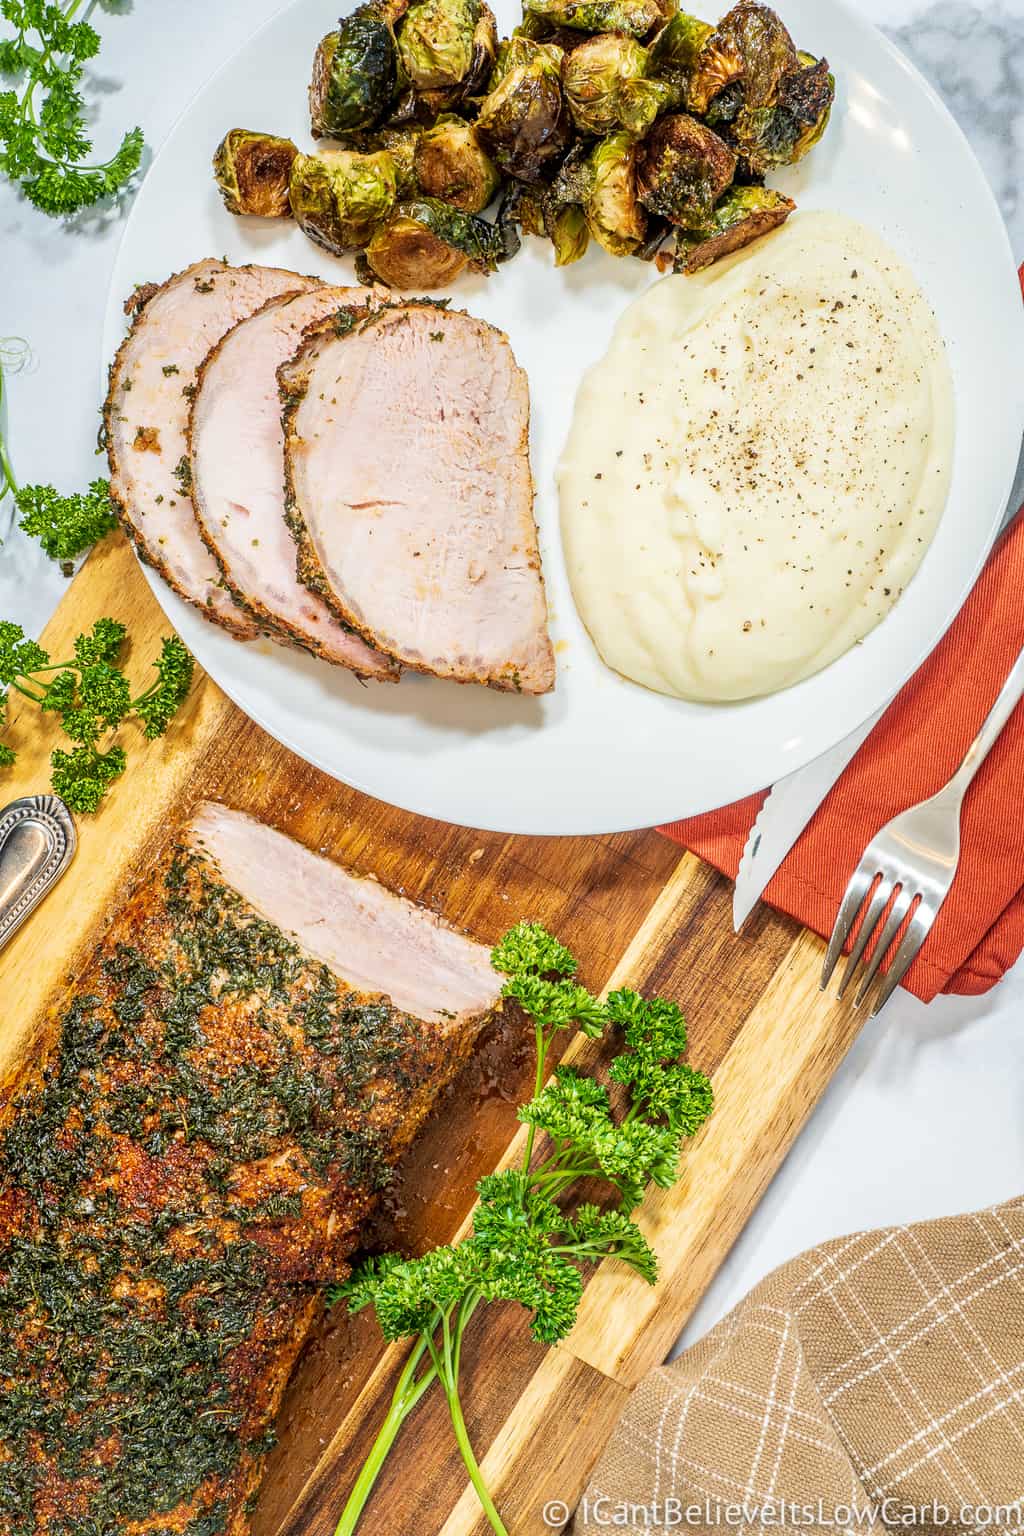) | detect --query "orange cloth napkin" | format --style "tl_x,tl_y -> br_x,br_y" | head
660,268 -> 1024,1003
